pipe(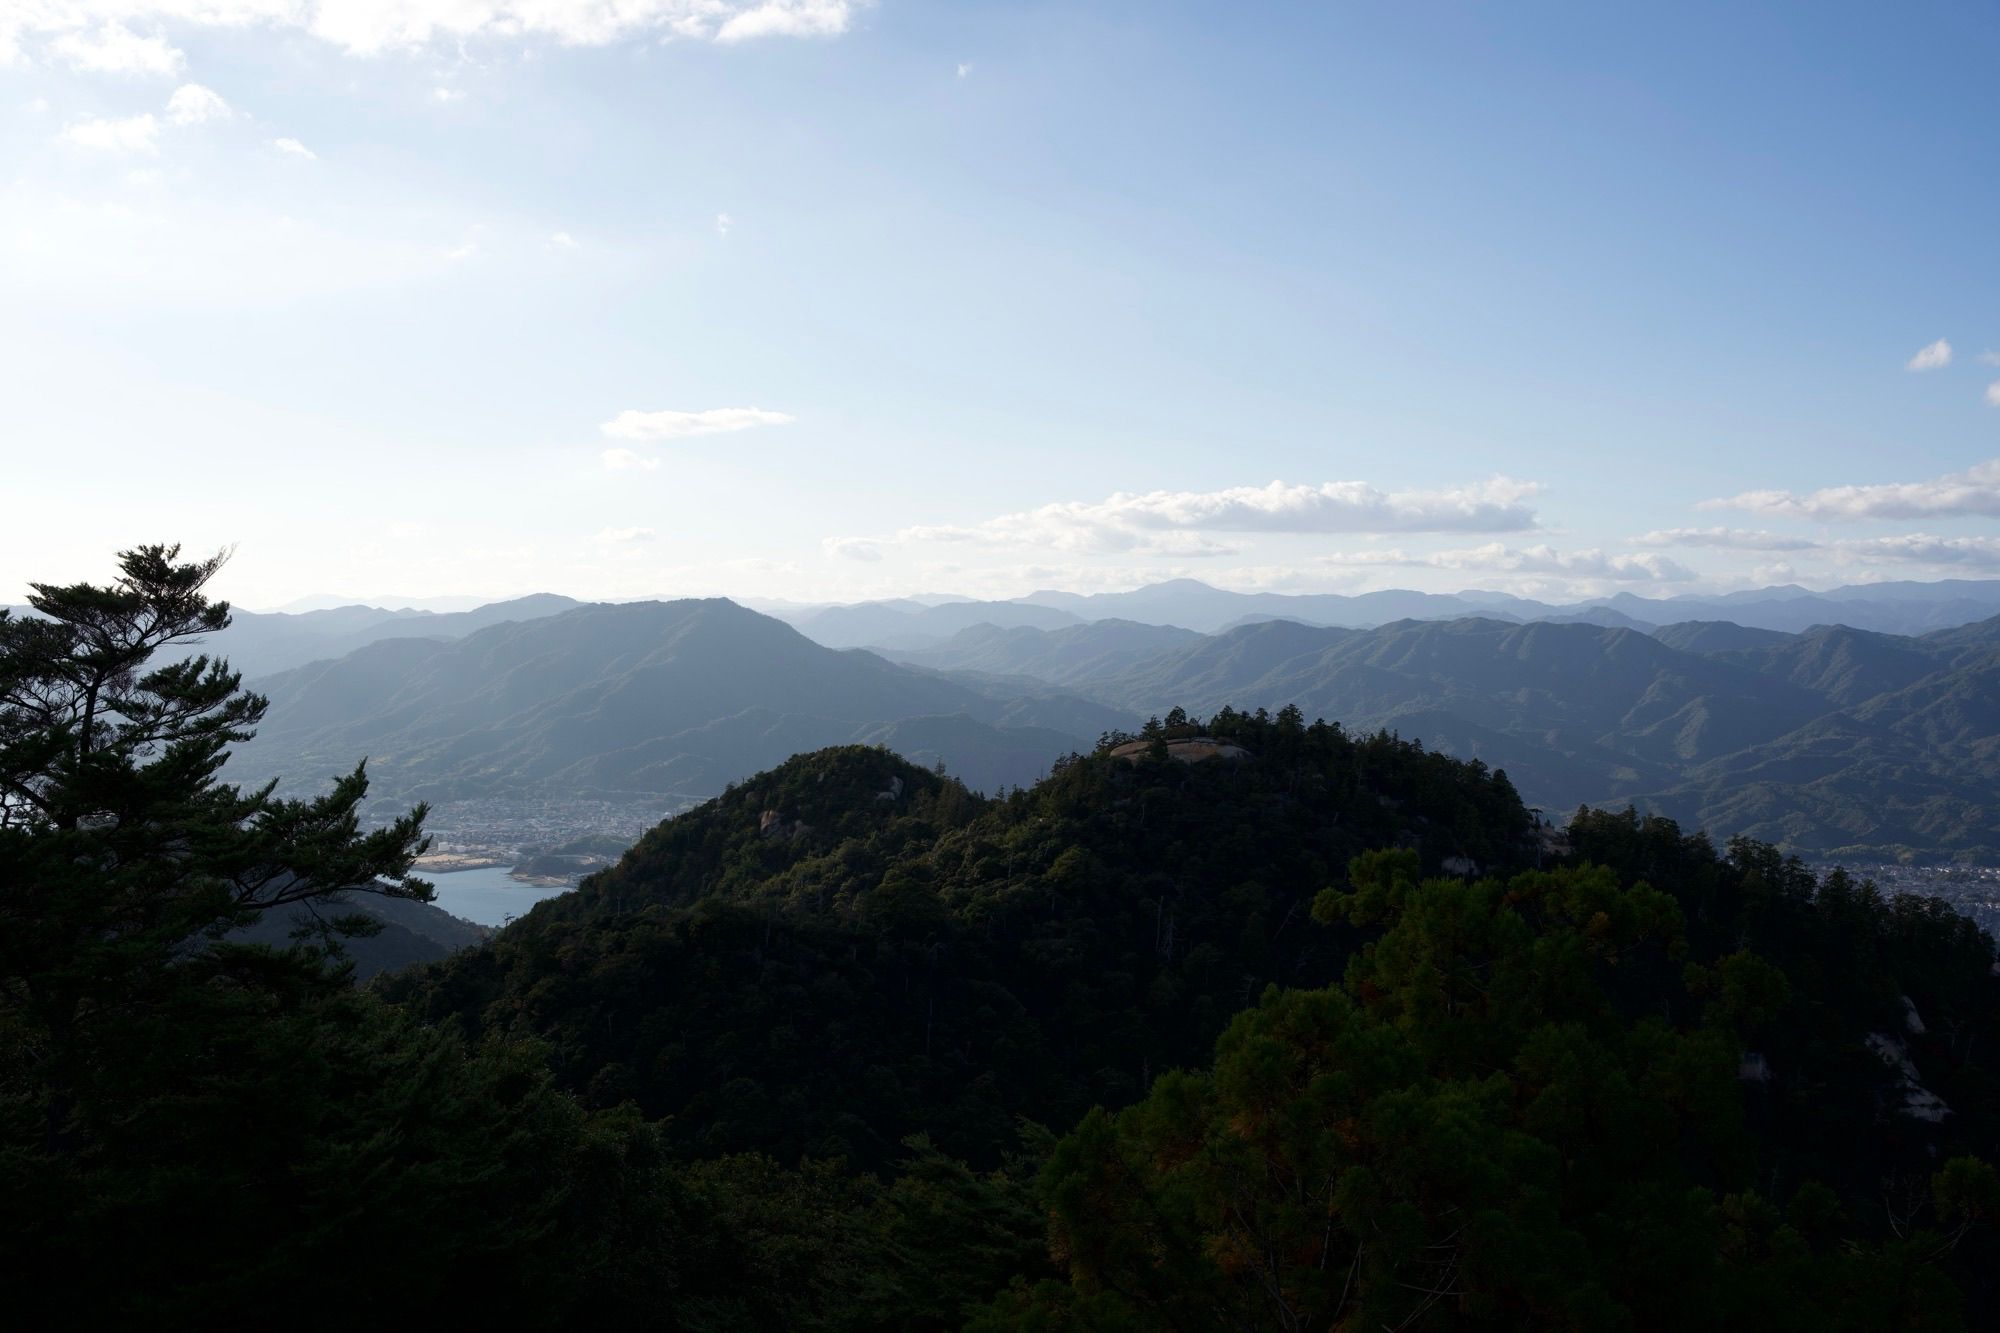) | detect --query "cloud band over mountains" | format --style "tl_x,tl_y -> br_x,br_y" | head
829,477 -> 1544,560
1641,528 -> 2000,572
1704,458 -> 2000,522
